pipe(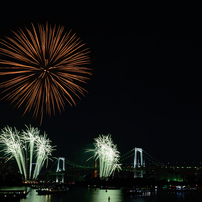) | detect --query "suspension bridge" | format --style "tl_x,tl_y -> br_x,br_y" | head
43,147 -> 162,182
38,148 -> 202,183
